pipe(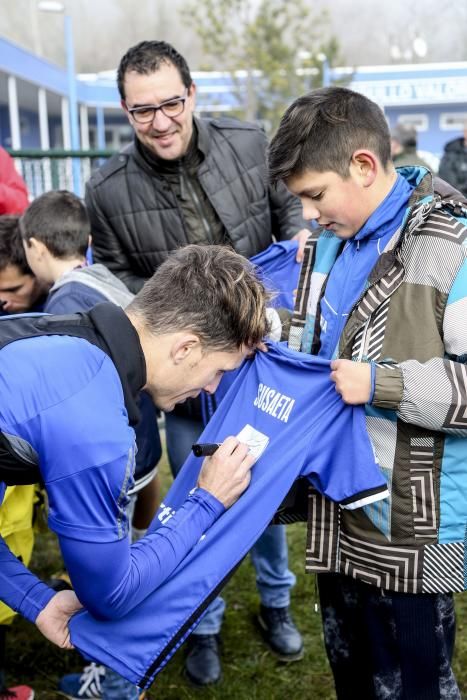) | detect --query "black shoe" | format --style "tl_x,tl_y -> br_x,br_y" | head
46,570 -> 72,592
47,577 -> 73,592
184,634 -> 222,686
257,605 -> 304,661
